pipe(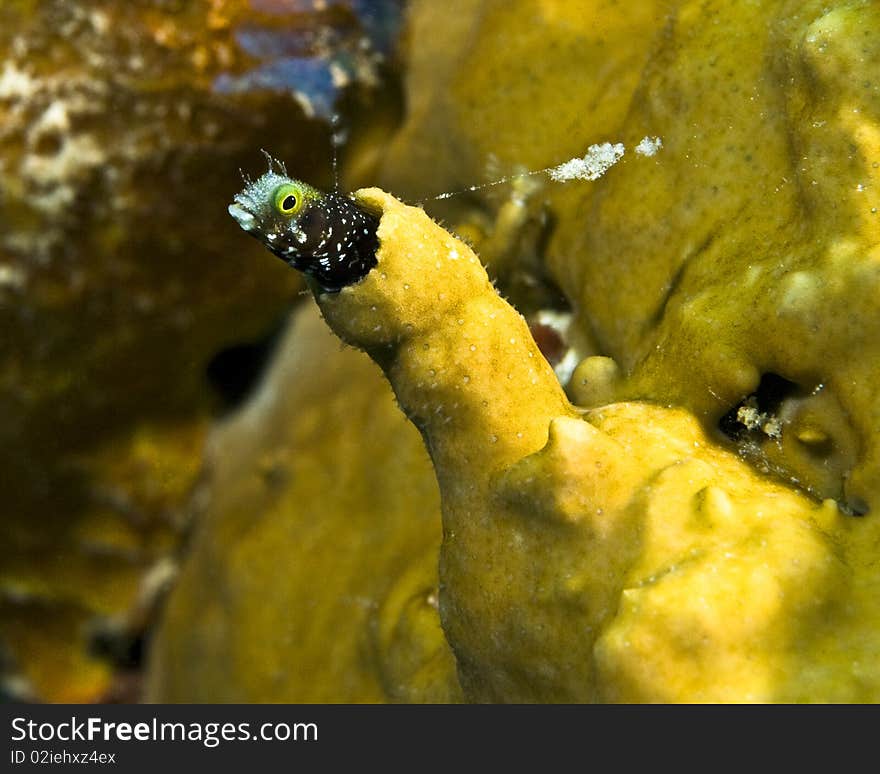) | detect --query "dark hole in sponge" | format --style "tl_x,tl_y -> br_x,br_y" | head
205,317 -> 287,413
718,372 -> 800,441
843,496 -> 869,517
717,373 -> 871,518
